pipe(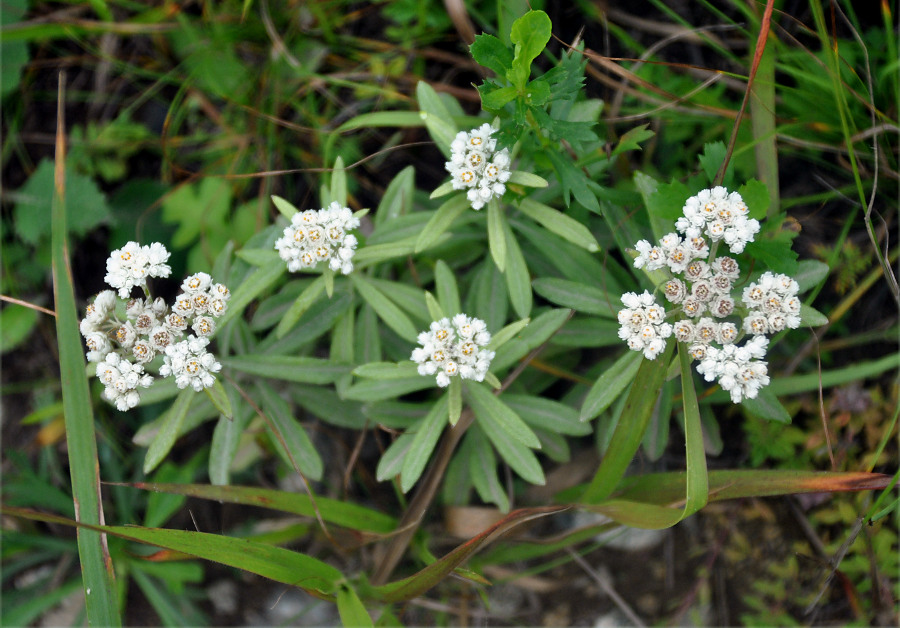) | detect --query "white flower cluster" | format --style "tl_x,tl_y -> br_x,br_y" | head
80,244 -> 229,410
617,291 -> 673,360
274,202 -> 360,275
411,314 -> 495,387
104,241 -> 172,298
445,123 -> 511,210
675,186 -> 760,254
622,187 -> 802,404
